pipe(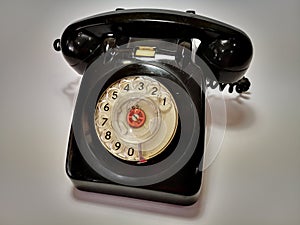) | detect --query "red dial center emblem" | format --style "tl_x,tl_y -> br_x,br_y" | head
127,108 -> 146,128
